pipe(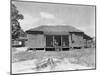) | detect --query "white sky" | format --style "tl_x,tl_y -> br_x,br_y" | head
12,1 -> 95,37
